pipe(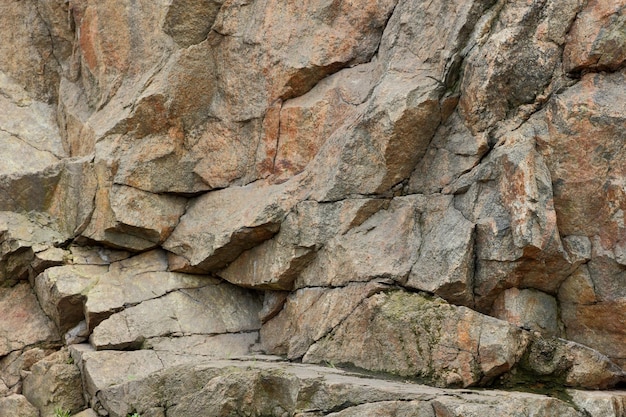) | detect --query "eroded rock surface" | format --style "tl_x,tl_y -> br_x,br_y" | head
1,0 -> 626,415
22,348 -> 85,417
0,283 -> 59,358
68,353 -> 626,417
